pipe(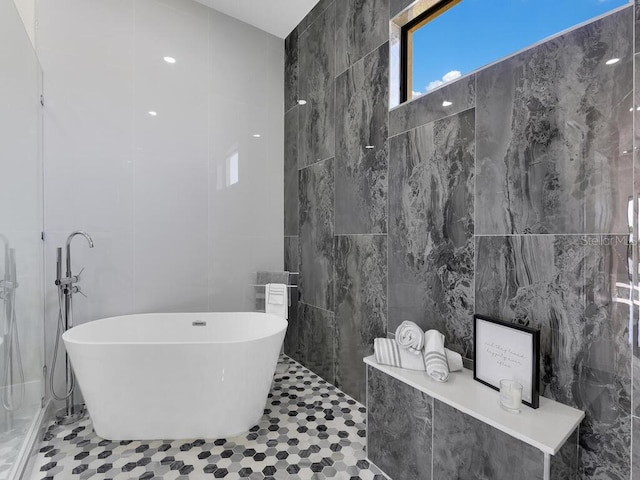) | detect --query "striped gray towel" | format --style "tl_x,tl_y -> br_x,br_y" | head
395,321 -> 425,355
374,338 -> 464,373
424,330 -> 450,382
374,338 -> 427,371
